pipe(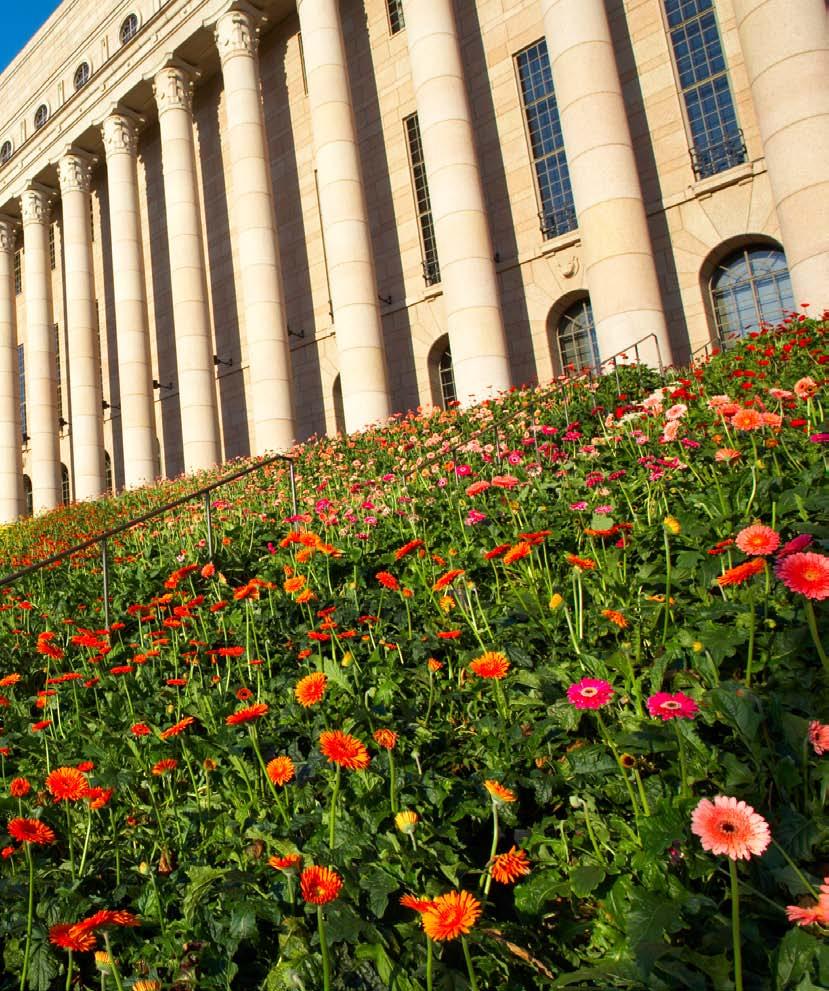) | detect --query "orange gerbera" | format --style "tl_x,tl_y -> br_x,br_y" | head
484,779 -> 516,804
400,893 -> 436,914
283,575 -> 306,594
373,728 -> 398,750
79,909 -> 141,931
266,755 -> 296,787
269,852 -> 302,872
9,777 -> 31,798
566,554 -> 596,571
490,846 -> 531,884
295,672 -> 327,707
49,922 -> 97,952
7,817 -> 56,845
731,408 -> 763,431
300,865 -> 343,905
151,758 -> 178,776
376,571 -> 400,591
691,795 -> 771,860
395,538 -> 424,560
433,569 -> 465,591
421,891 -> 482,941
319,730 -> 370,771
226,702 -> 269,725
601,609 -> 628,629
159,715 -> 196,740
503,541 -> 532,565
715,557 -> 766,587
45,767 -> 89,803
469,651 -> 510,679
